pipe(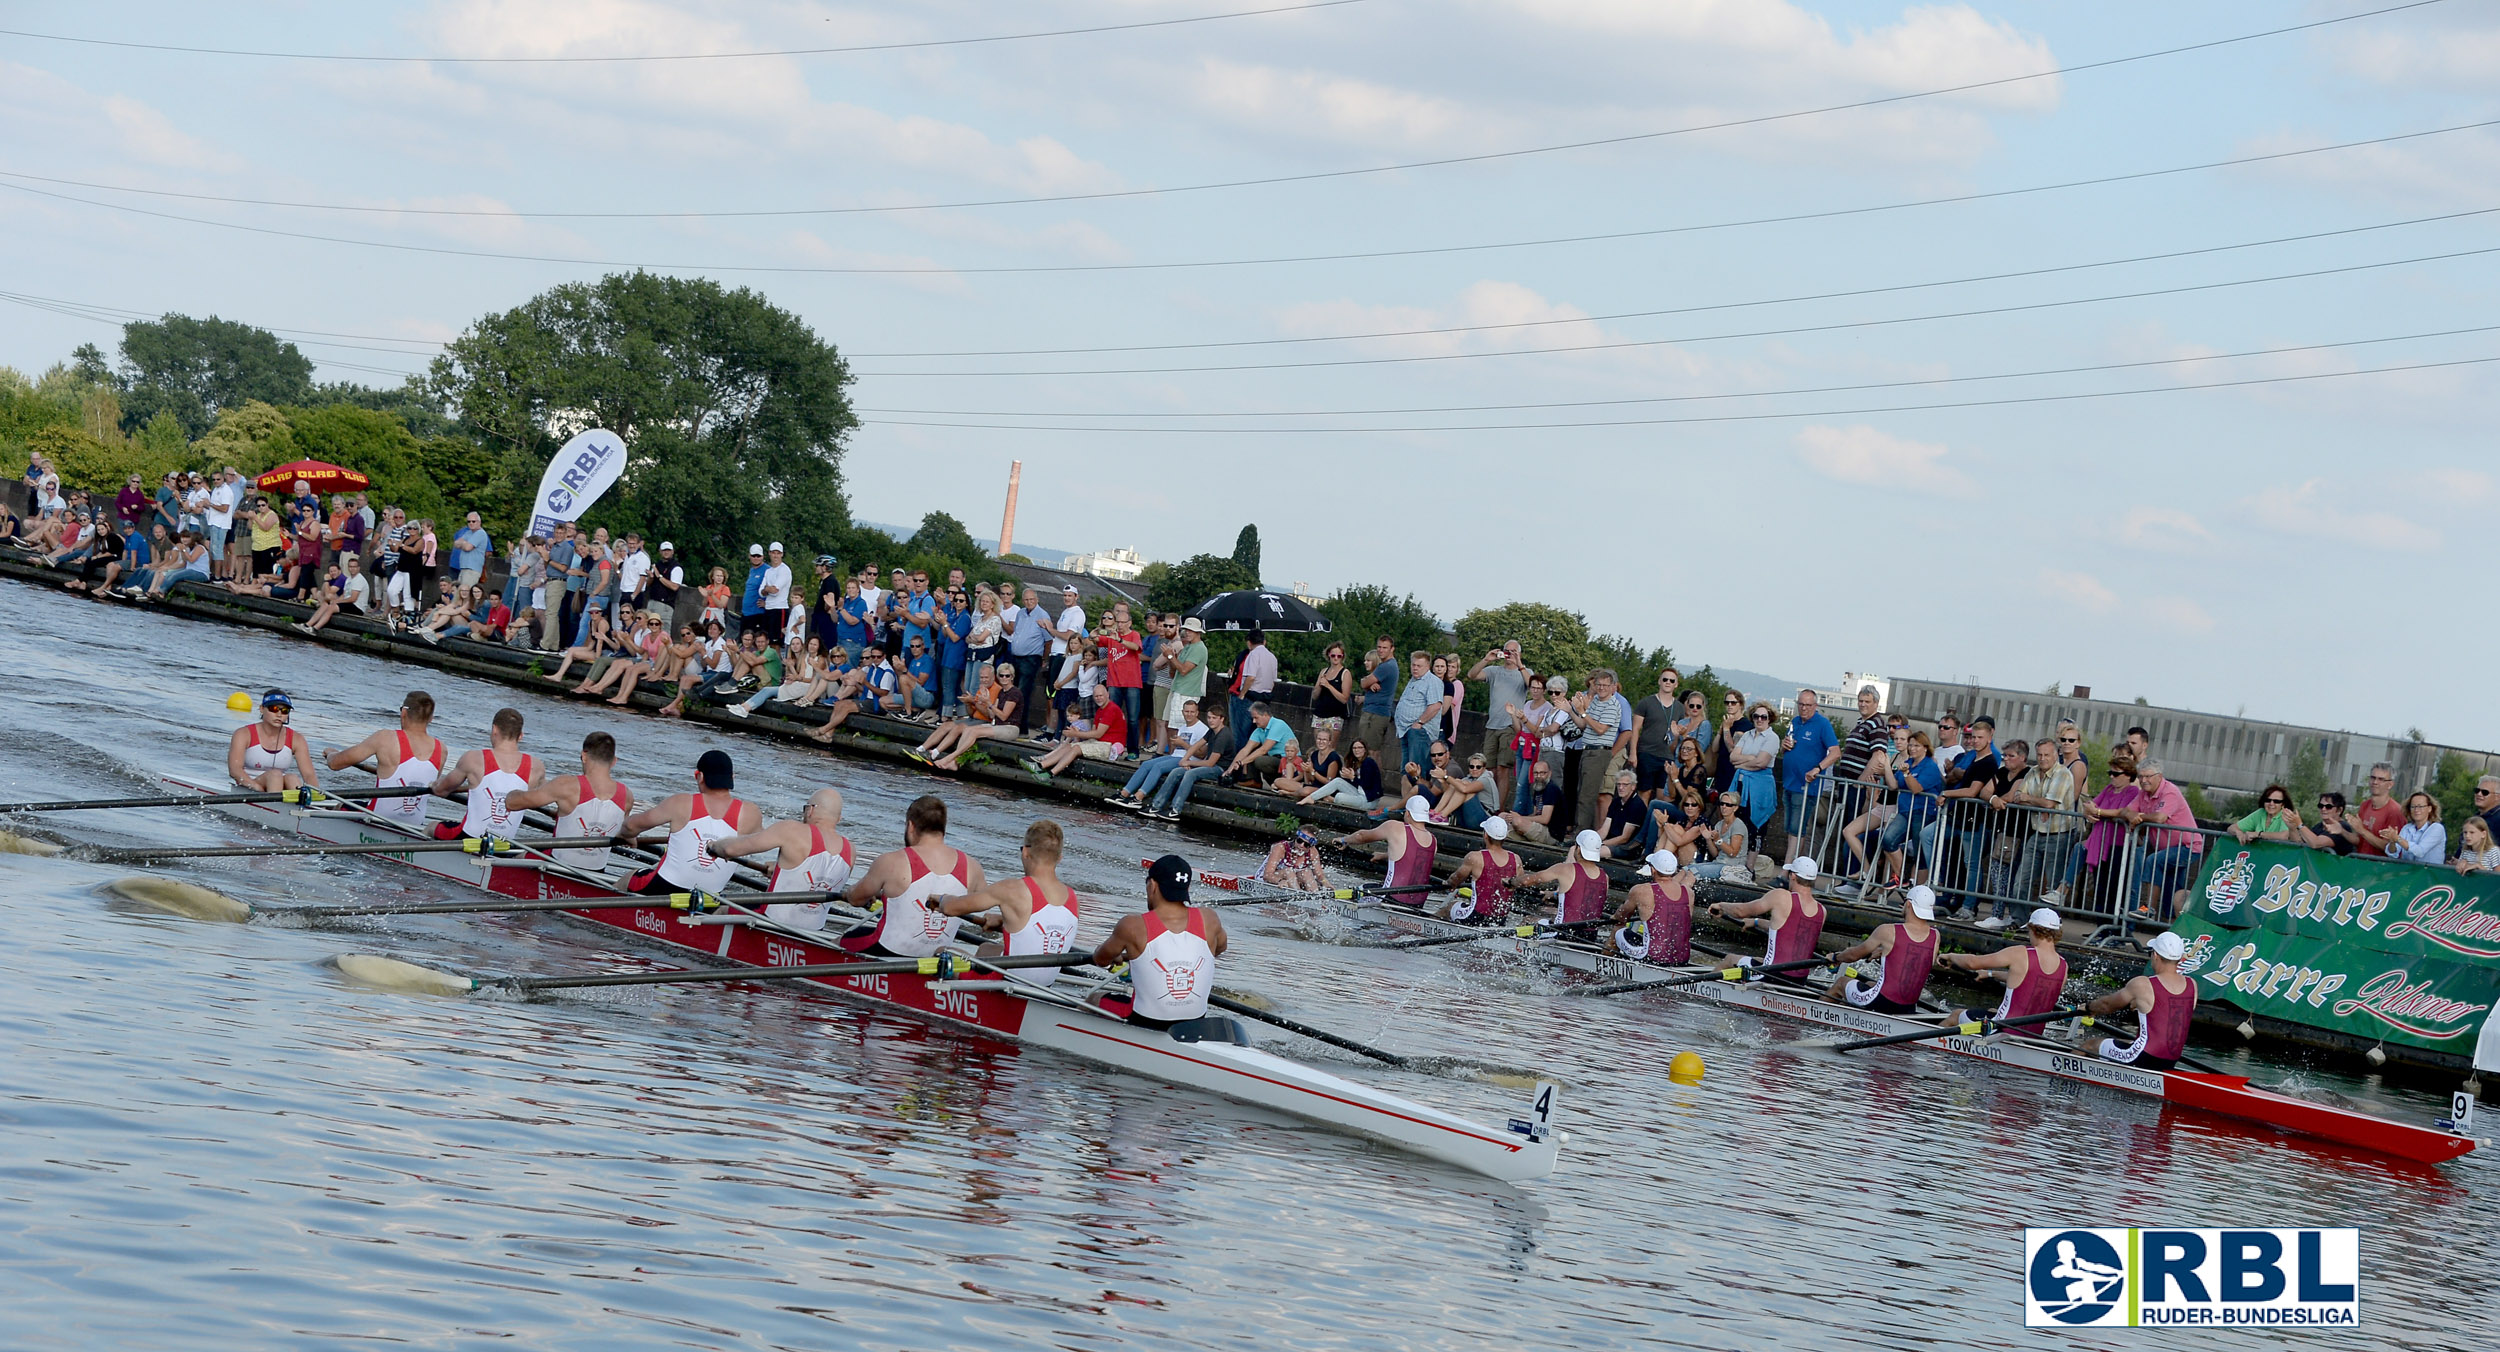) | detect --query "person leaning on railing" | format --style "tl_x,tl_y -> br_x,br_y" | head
2302,792 -> 2359,854
2453,816 -> 2500,873
2120,759 -> 2202,922
2229,785 -> 2303,844
2395,792 -> 2447,866
1987,738 -> 2079,929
